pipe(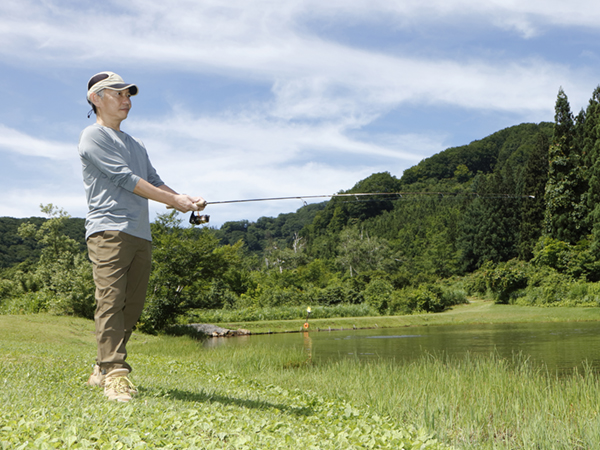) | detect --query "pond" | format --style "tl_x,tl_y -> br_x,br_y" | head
204,321 -> 600,375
